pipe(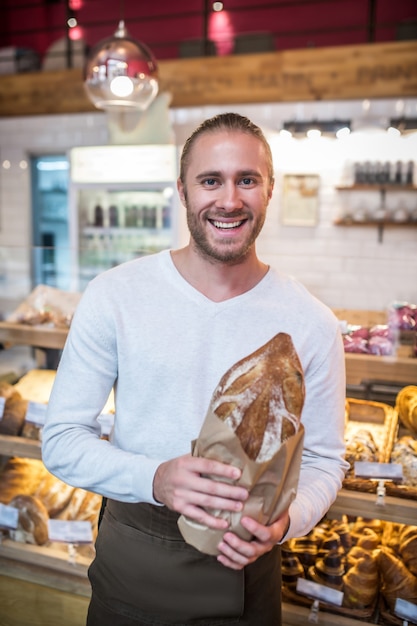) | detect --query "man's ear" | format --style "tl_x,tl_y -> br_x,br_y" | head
177,177 -> 186,206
